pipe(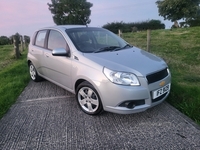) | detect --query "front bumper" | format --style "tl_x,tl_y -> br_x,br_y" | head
97,73 -> 171,114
